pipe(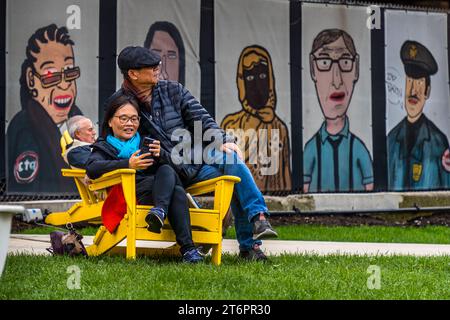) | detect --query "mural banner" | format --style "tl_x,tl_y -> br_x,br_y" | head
5,0 -> 99,194
117,0 -> 201,99
385,10 -> 450,191
302,3 -> 373,193
215,0 -> 292,193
